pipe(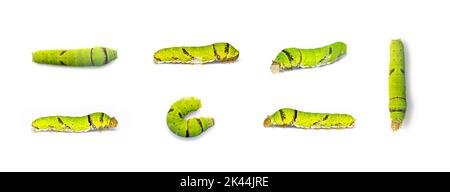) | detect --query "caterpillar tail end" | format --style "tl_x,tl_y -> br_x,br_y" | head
263,116 -> 272,127
31,125 -> 39,132
270,61 -> 280,74
109,117 -> 118,129
31,120 -> 40,132
391,121 -> 402,131
224,53 -> 239,63
32,52 -> 40,63
153,56 -> 161,64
